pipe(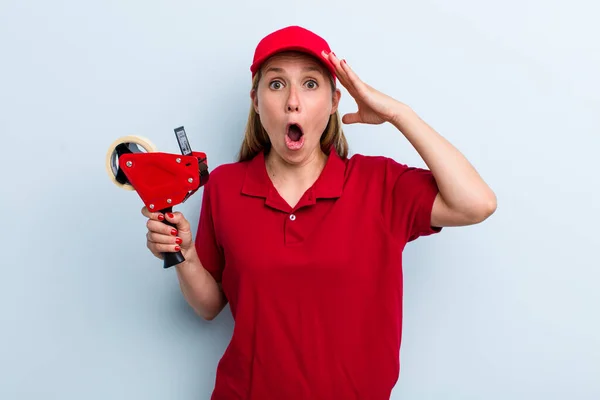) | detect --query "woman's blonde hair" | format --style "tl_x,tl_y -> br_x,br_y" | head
237,55 -> 349,162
